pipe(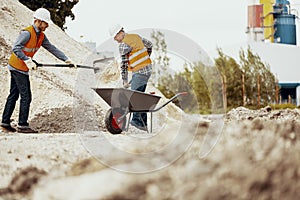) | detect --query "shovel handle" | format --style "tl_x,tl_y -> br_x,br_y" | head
32,60 -> 74,68
32,59 -> 41,67
32,60 -> 99,70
